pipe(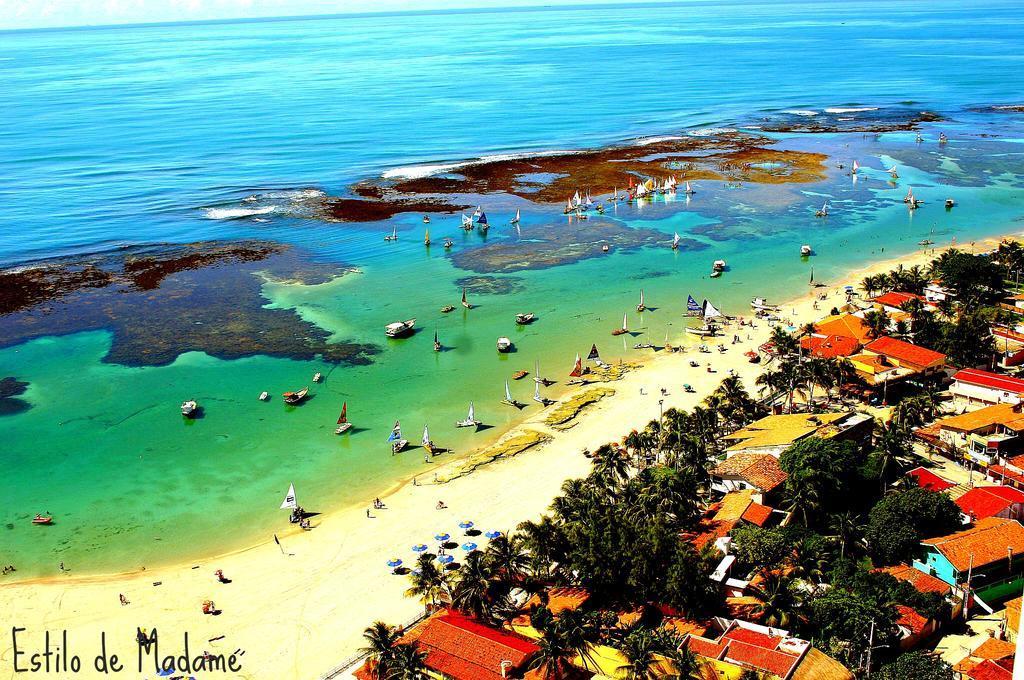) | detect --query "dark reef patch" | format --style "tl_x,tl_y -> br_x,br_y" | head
453,276 -> 527,296
0,241 -> 378,368
450,218 -> 706,274
753,107 -> 942,133
0,377 -> 30,416
322,196 -> 468,223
